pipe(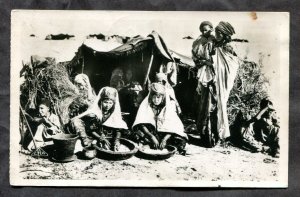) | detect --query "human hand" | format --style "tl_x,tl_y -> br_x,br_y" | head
100,137 -> 111,150
49,127 -> 60,135
82,137 -> 91,147
113,139 -> 121,152
159,139 -> 167,150
261,134 -> 267,143
151,136 -> 159,149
